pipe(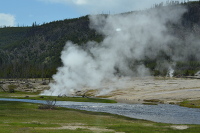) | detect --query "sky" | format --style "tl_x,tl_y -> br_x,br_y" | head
0,0 -> 195,27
